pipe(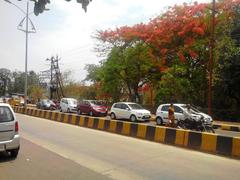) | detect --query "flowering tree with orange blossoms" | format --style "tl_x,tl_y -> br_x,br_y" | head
93,0 -> 240,106
98,0 -> 240,69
